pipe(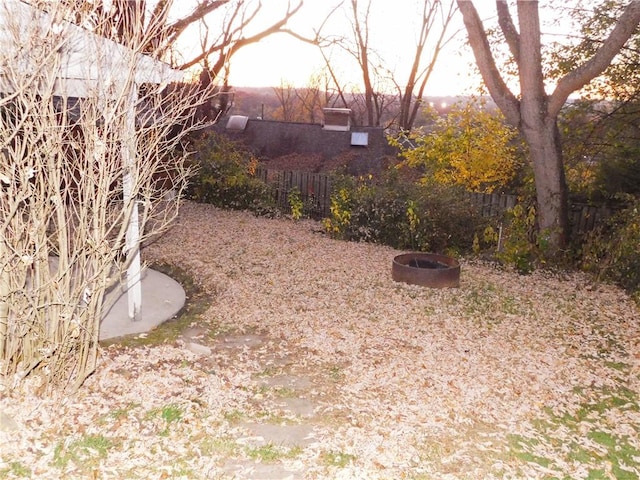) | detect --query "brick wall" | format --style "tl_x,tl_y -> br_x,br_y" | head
212,118 -> 395,175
